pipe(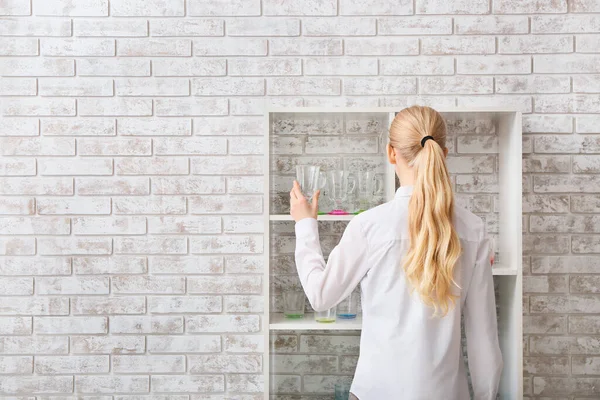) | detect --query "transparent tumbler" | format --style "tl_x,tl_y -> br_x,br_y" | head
337,292 -> 359,320
283,290 -> 305,319
315,306 -> 337,323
